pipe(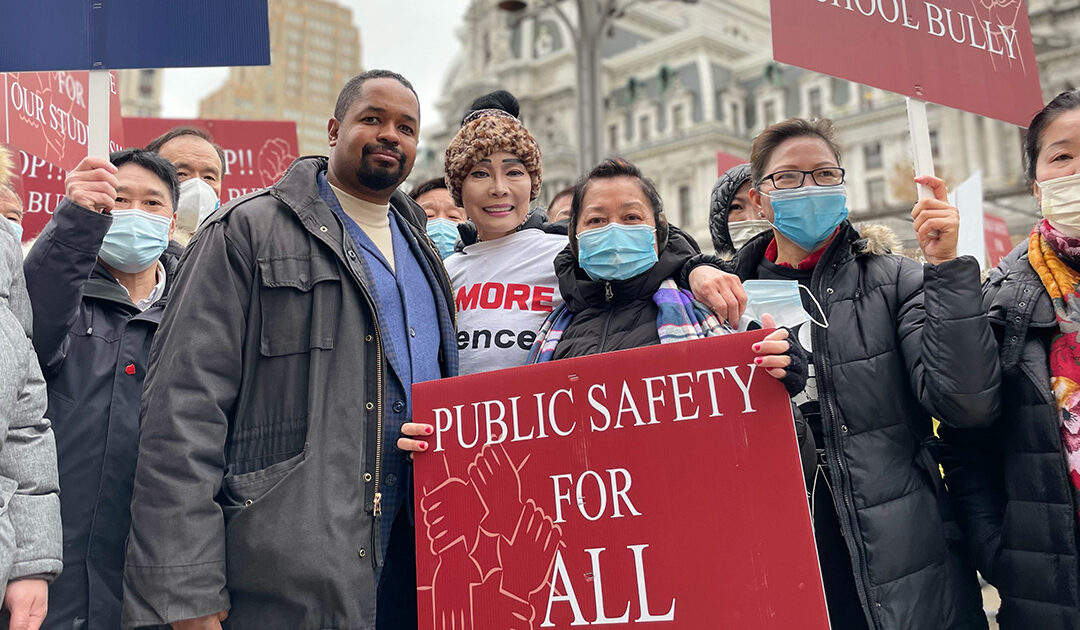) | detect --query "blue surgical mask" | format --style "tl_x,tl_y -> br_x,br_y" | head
741,279 -> 827,330
99,209 -> 172,273
5,220 -> 23,243
577,223 -> 658,281
426,218 -> 459,259
768,184 -> 848,252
